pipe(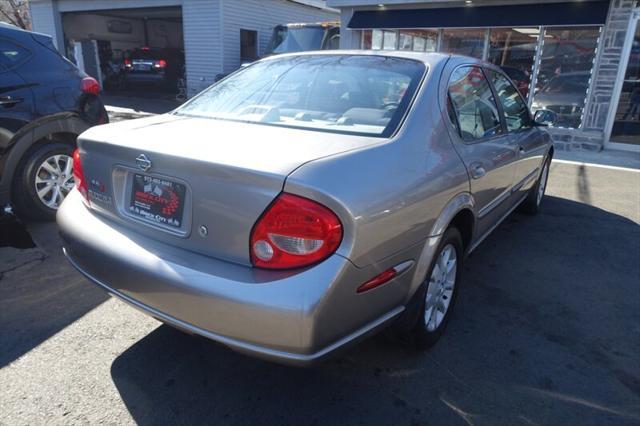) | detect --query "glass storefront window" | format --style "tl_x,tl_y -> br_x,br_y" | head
398,30 -> 438,52
611,21 -> 640,145
487,28 -> 540,101
531,27 -> 601,129
363,30 -> 398,50
441,29 -> 486,59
